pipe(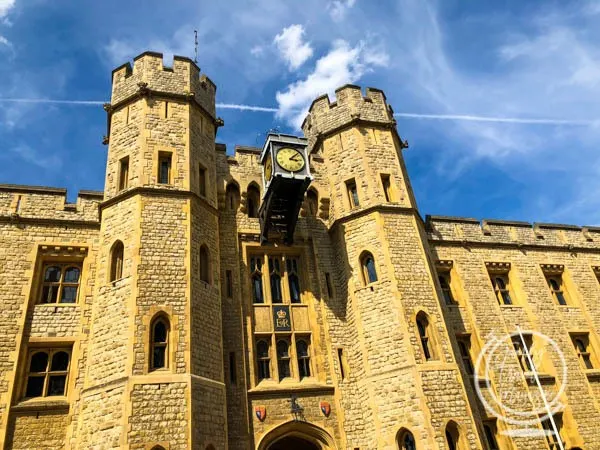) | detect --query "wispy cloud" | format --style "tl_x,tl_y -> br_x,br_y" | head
273,24 -> 313,71
0,0 -> 15,19
276,39 -> 389,127
9,144 -> 62,169
0,98 -> 104,105
328,0 -> 356,22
